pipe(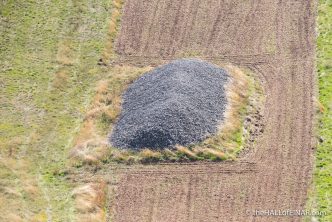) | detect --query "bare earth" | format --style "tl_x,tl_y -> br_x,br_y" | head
103,0 -> 317,221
